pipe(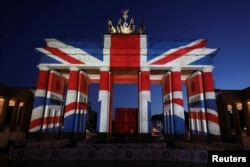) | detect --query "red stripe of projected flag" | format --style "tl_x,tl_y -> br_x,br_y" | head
77,72 -> 89,110
110,35 -> 140,68
151,39 -> 207,65
44,47 -> 84,64
47,71 -> 65,96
